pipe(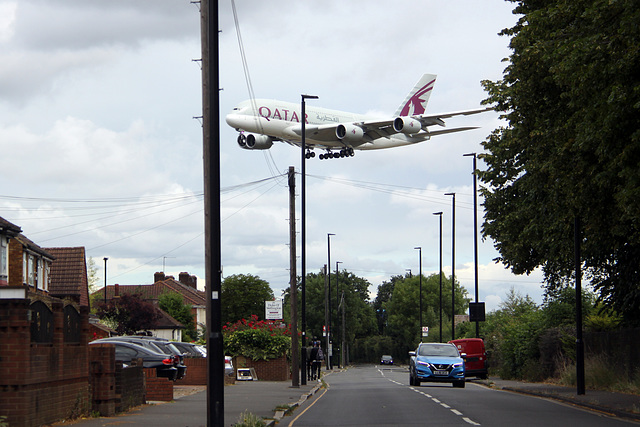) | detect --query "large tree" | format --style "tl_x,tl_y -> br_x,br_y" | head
221,274 -> 274,325
480,0 -> 640,324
